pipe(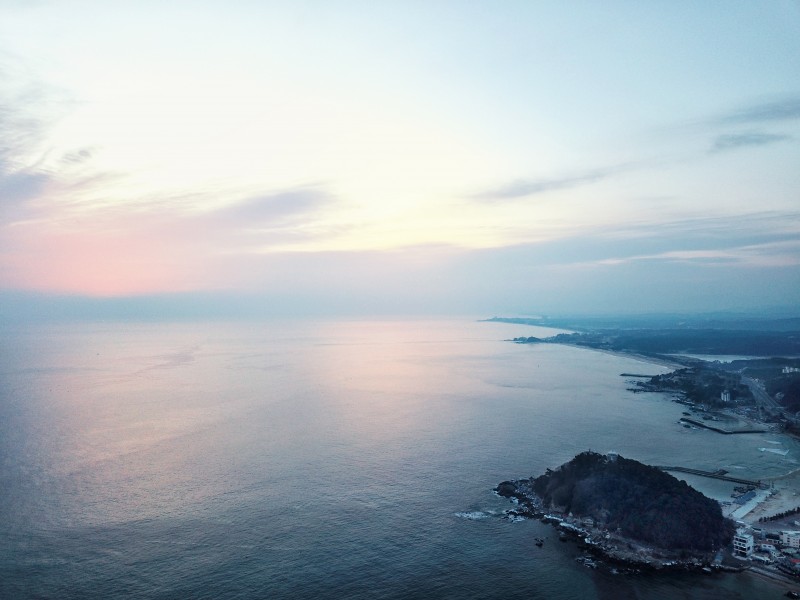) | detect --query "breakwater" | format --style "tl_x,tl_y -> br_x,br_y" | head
679,417 -> 767,435
657,465 -> 764,488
